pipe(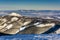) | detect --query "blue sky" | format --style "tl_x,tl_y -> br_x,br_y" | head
0,0 -> 60,10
